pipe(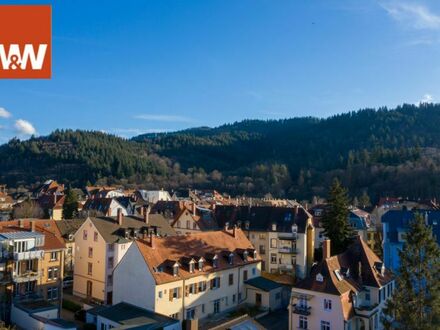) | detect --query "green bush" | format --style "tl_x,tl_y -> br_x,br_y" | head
62,299 -> 81,312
